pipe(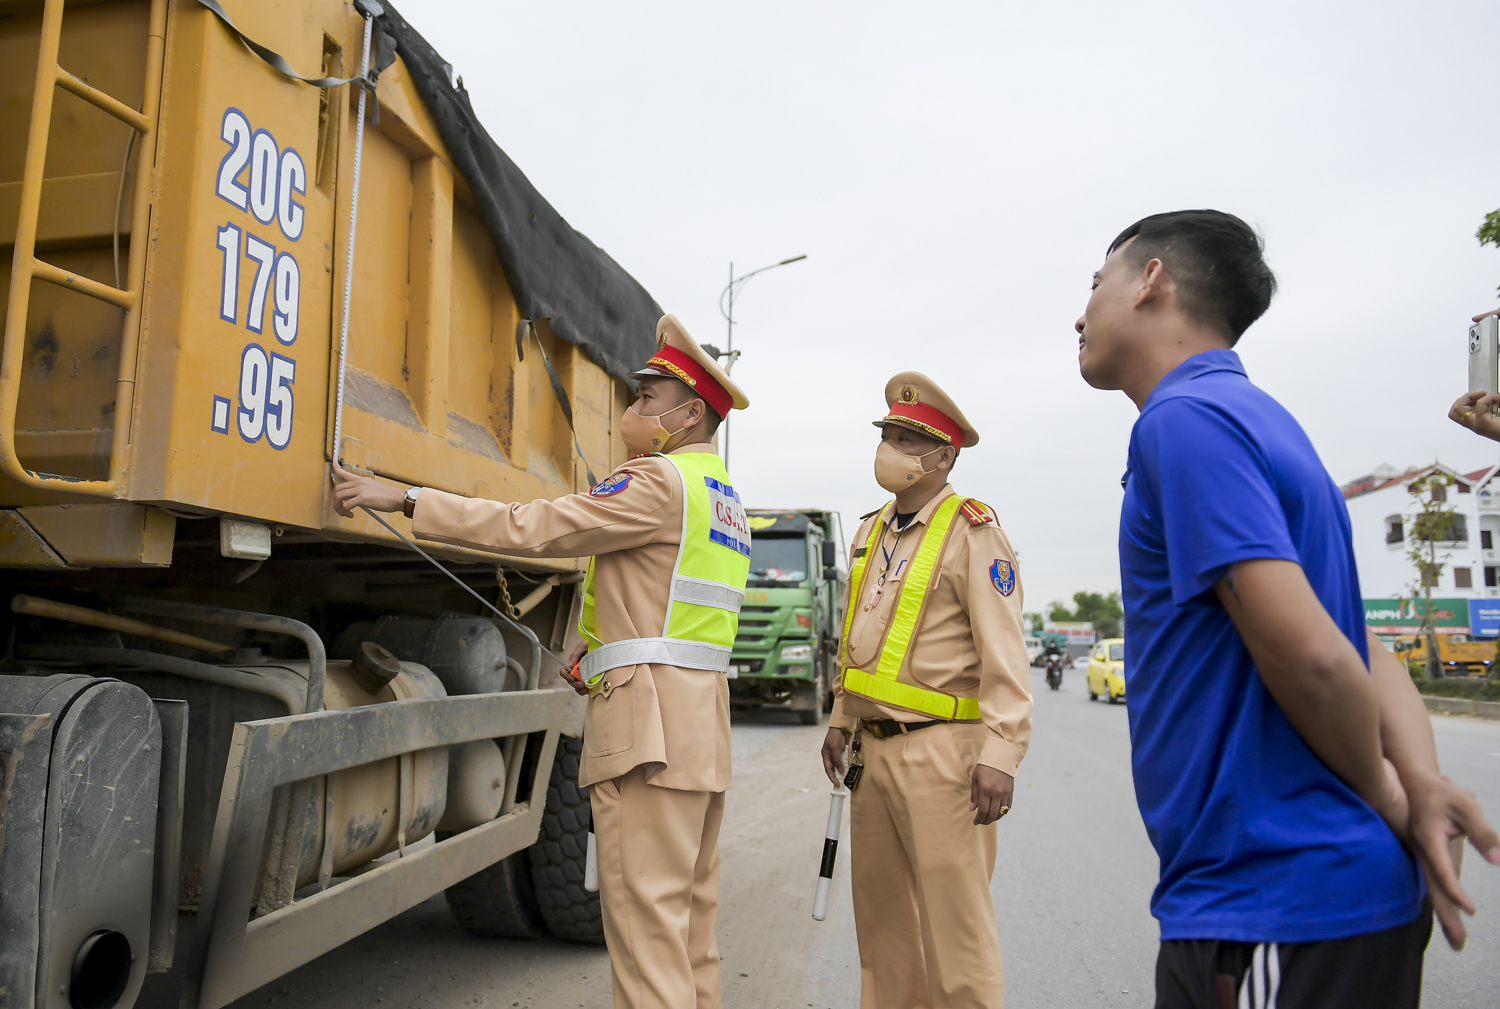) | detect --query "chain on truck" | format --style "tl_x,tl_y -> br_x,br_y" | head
0,1 -> 668,1006
728,510 -> 847,725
